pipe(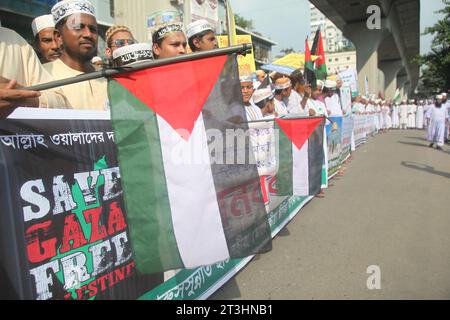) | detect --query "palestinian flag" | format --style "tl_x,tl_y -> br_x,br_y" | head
304,38 -> 317,90
393,88 -> 401,104
275,117 -> 325,196
311,28 -> 327,80
108,54 -> 272,274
